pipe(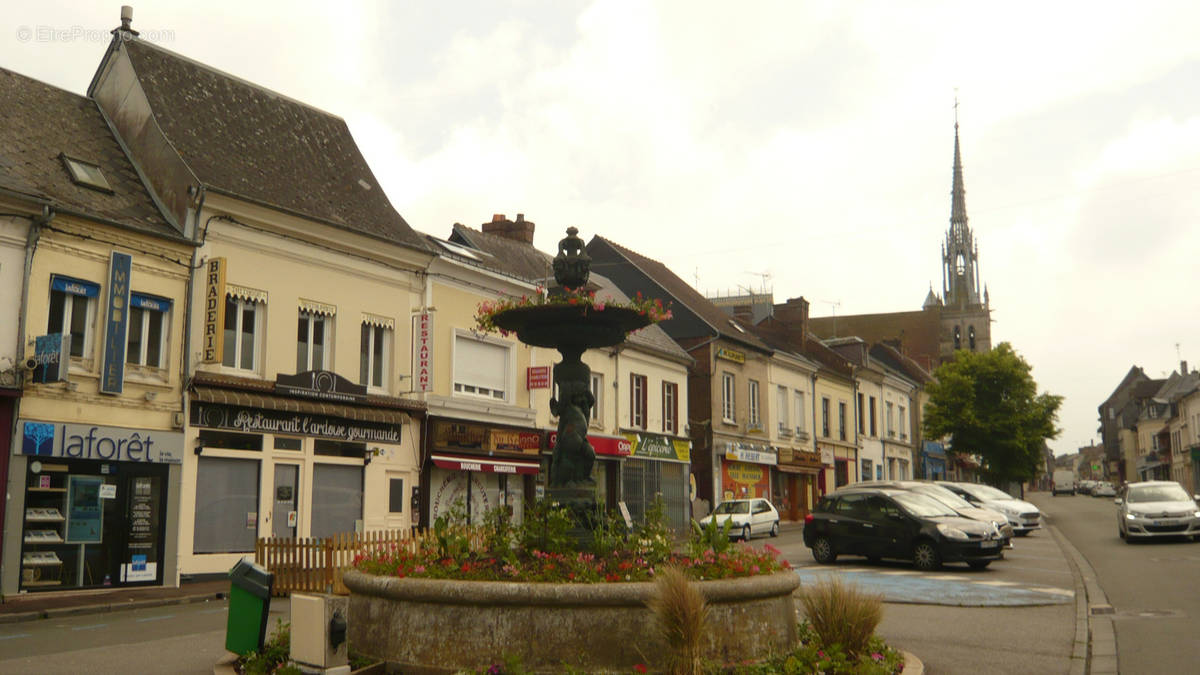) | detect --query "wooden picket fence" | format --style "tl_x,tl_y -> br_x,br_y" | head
255,529 -> 430,596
